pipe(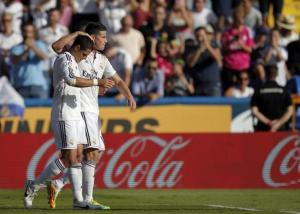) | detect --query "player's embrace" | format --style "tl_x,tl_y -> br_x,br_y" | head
23,35 -> 114,209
